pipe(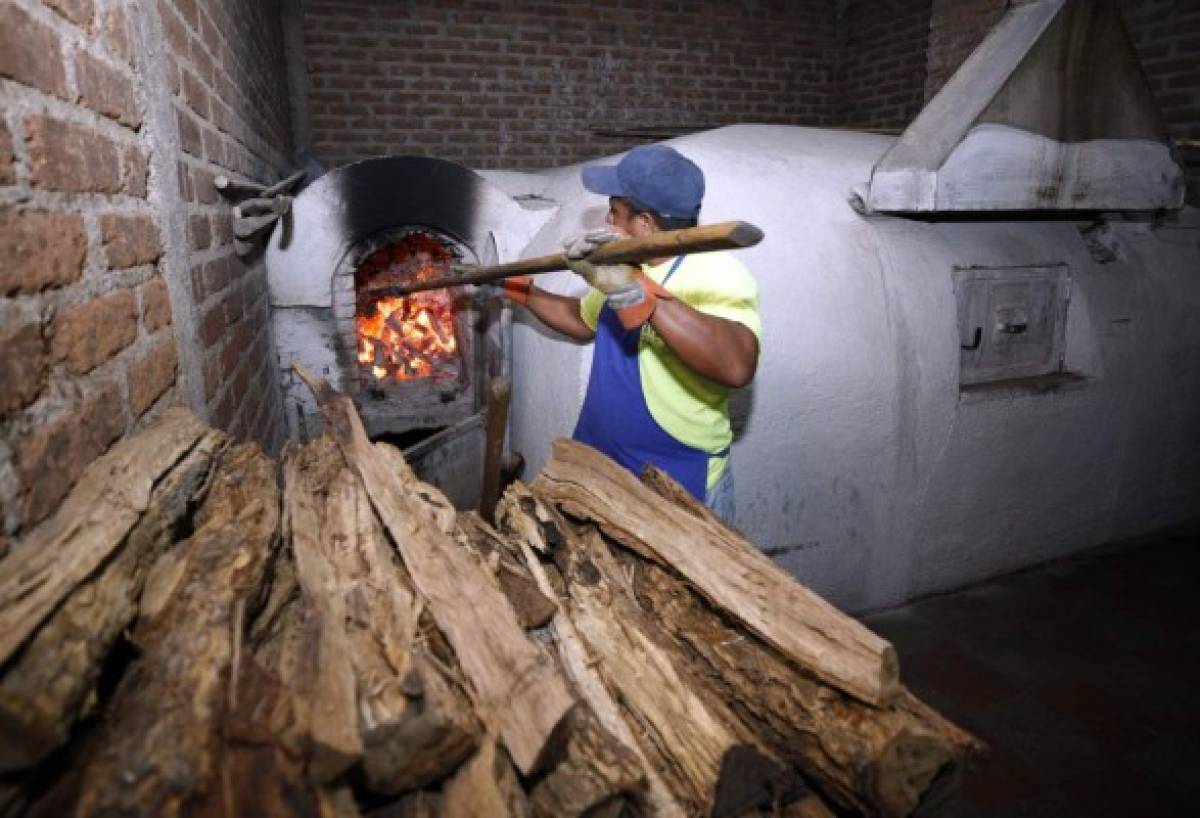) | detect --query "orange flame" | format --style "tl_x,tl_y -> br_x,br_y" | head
357,292 -> 457,382
354,233 -> 459,383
